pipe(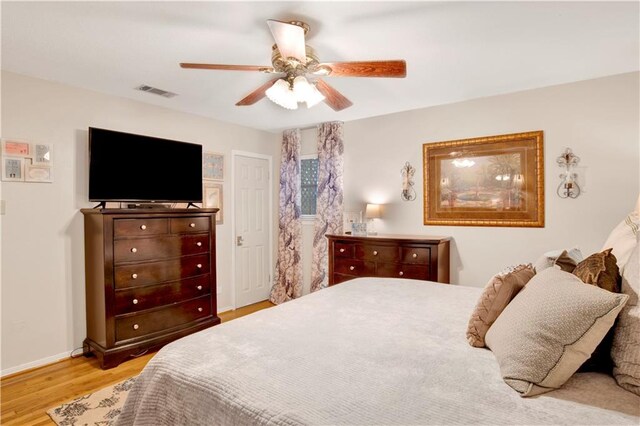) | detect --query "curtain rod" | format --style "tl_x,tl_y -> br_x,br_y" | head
297,121 -> 344,131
